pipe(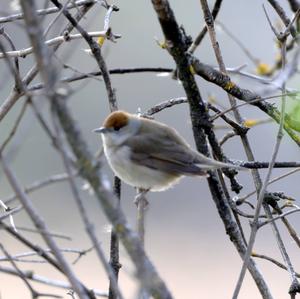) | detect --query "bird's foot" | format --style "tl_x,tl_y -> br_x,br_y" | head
134,189 -> 149,208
